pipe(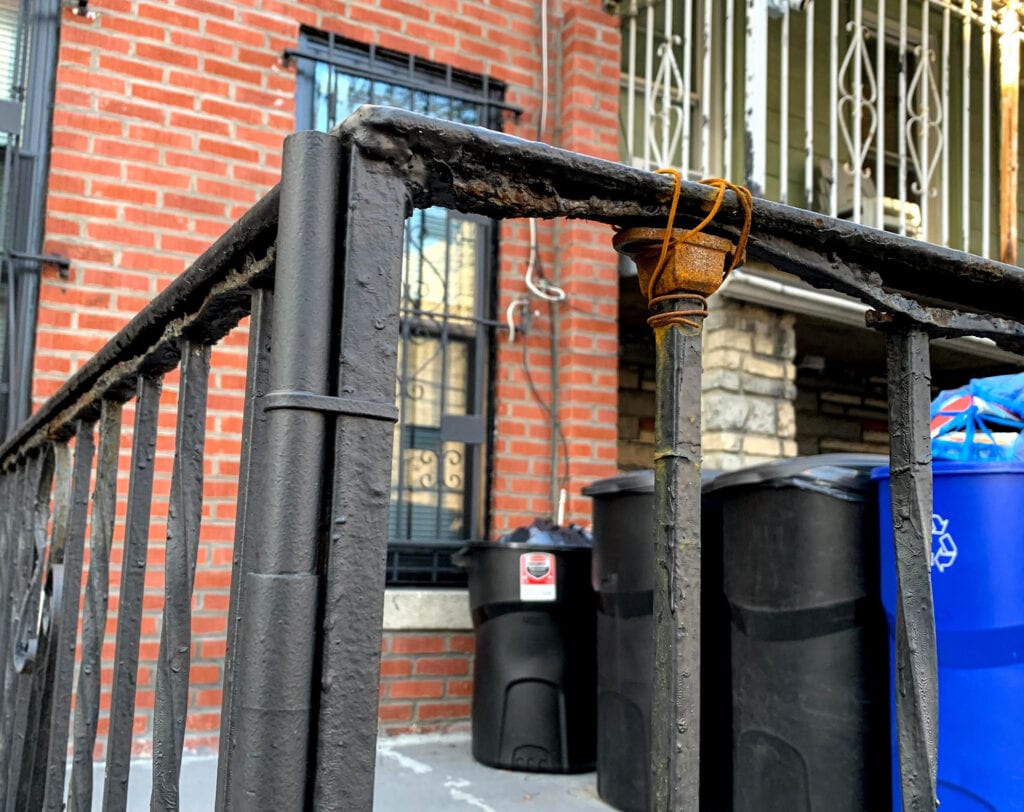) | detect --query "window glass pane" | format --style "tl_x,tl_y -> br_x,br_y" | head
390,339 -> 470,542
298,30 -> 500,563
0,0 -> 19,103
